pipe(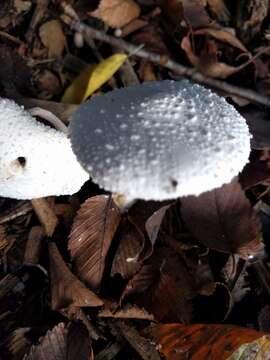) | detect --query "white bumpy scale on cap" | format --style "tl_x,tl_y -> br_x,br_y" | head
0,98 -> 89,199
70,80 -> 251,201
